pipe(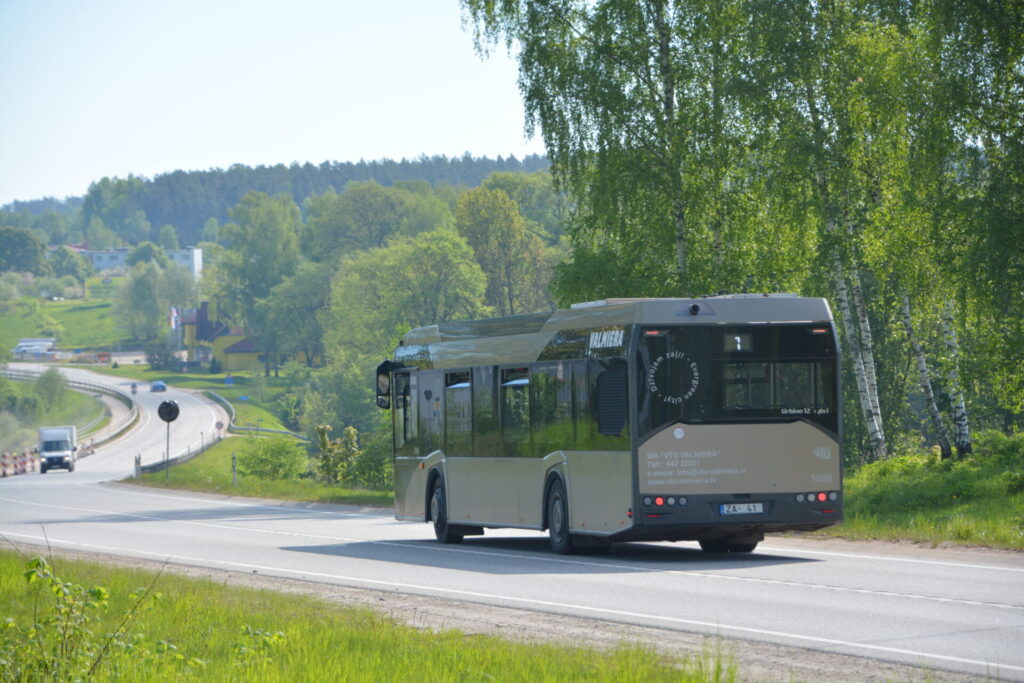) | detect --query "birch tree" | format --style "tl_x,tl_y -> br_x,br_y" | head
462,0 -> 754,295
900,295 -> 952,459
748,0 -> 892,459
